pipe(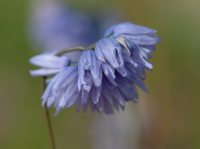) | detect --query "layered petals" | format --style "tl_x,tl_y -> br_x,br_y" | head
42,66 -> 80,112
30,22 -> 160,114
